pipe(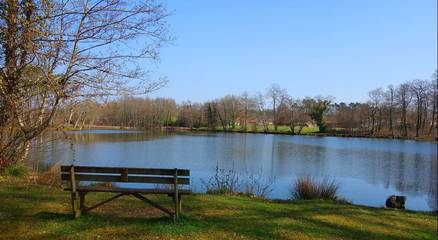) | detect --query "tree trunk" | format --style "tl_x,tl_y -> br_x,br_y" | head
73,112 -> 83,129
389,87 -> 394,137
